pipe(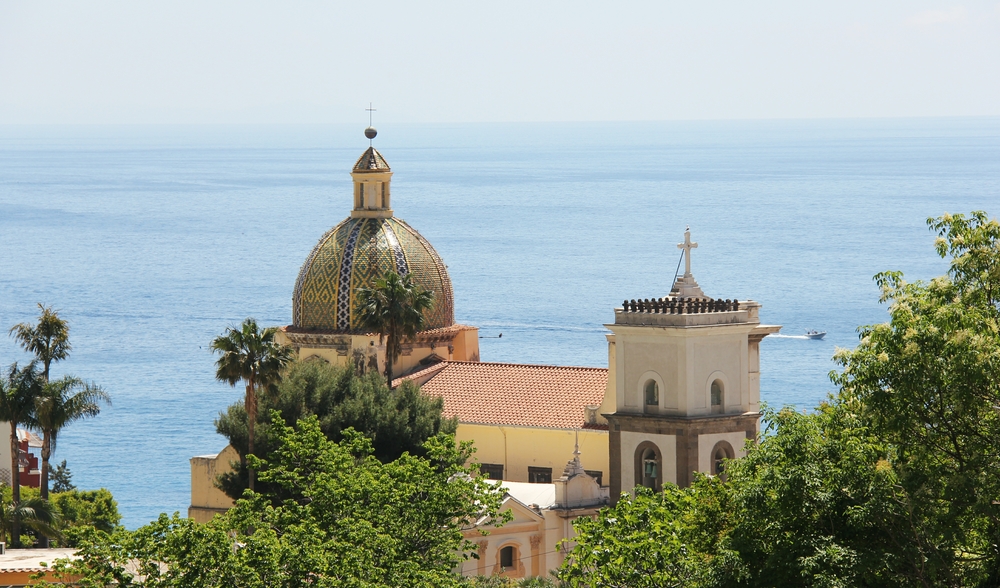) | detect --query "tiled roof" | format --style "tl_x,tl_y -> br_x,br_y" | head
397,361 -> 608,429
353,146 -> 390,171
